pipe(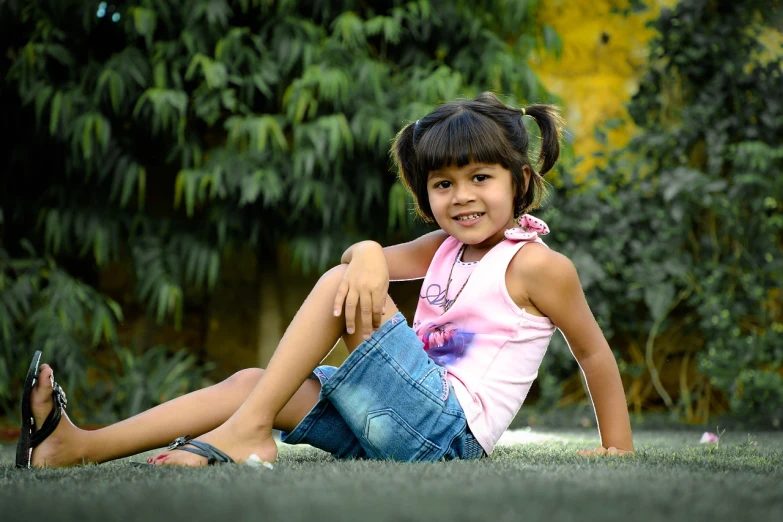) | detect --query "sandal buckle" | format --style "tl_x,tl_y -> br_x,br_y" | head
53,383 -> 67,409
167,435 -> 192,450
